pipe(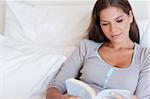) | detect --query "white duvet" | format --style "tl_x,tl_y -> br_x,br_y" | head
0,35 -> 66,99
